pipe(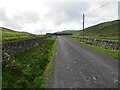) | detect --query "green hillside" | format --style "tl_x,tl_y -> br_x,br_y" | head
57,30 -> 79,34
59,20 -> 119,37
1,27 -> 31,34
79,20 -> 120,37
0,27 -> 34,41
